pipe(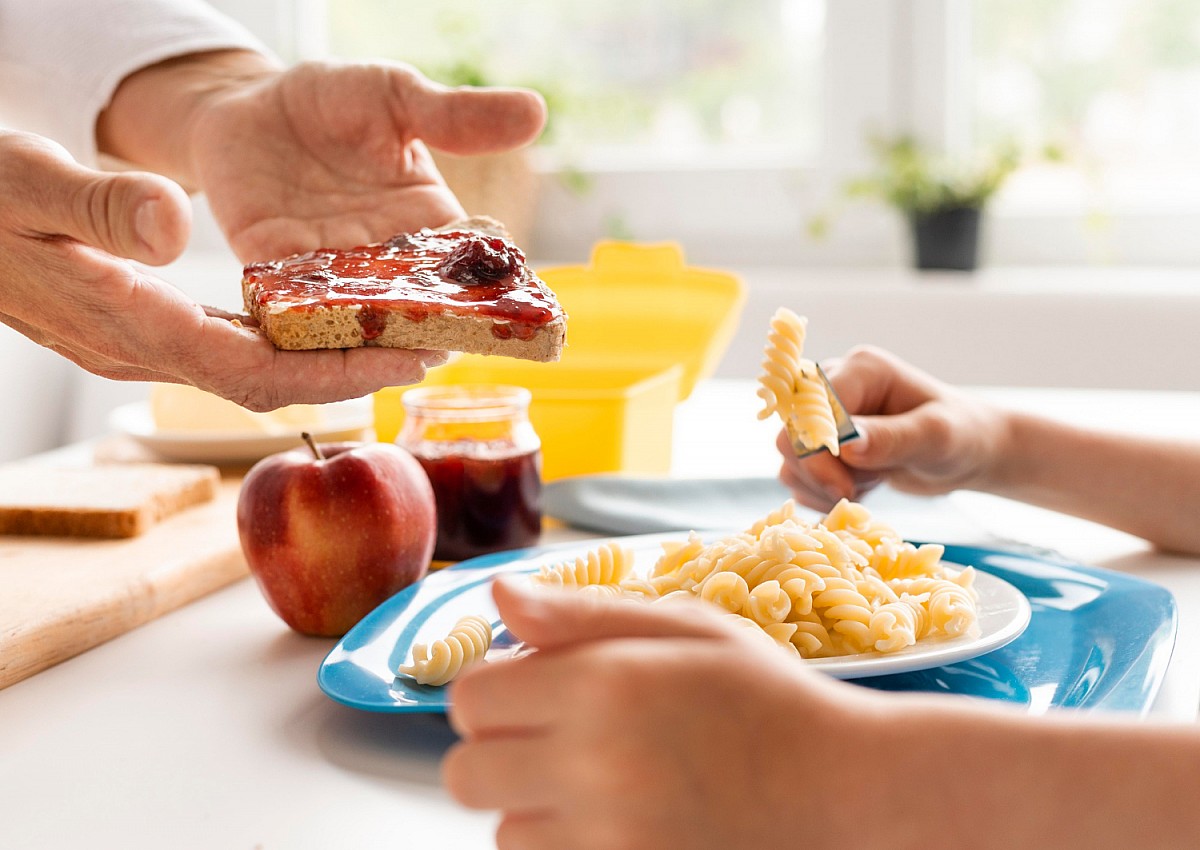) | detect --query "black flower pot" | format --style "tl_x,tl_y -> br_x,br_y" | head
909,206 -> 982,271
